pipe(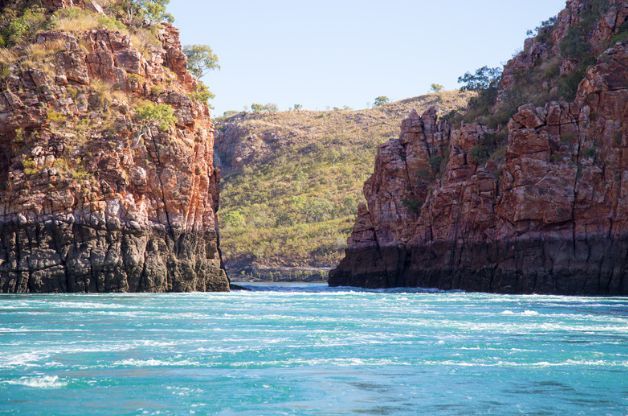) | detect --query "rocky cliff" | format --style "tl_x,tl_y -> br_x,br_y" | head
330,0 -> 627,294
0,0 -> 229,292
